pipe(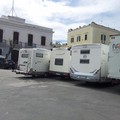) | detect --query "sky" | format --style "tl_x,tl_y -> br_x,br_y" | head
0,0 -> 120,43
